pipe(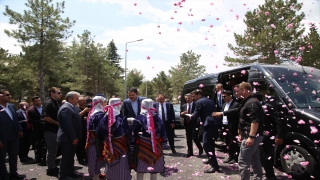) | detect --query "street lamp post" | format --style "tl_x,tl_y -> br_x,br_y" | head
124,39 -> 143,99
